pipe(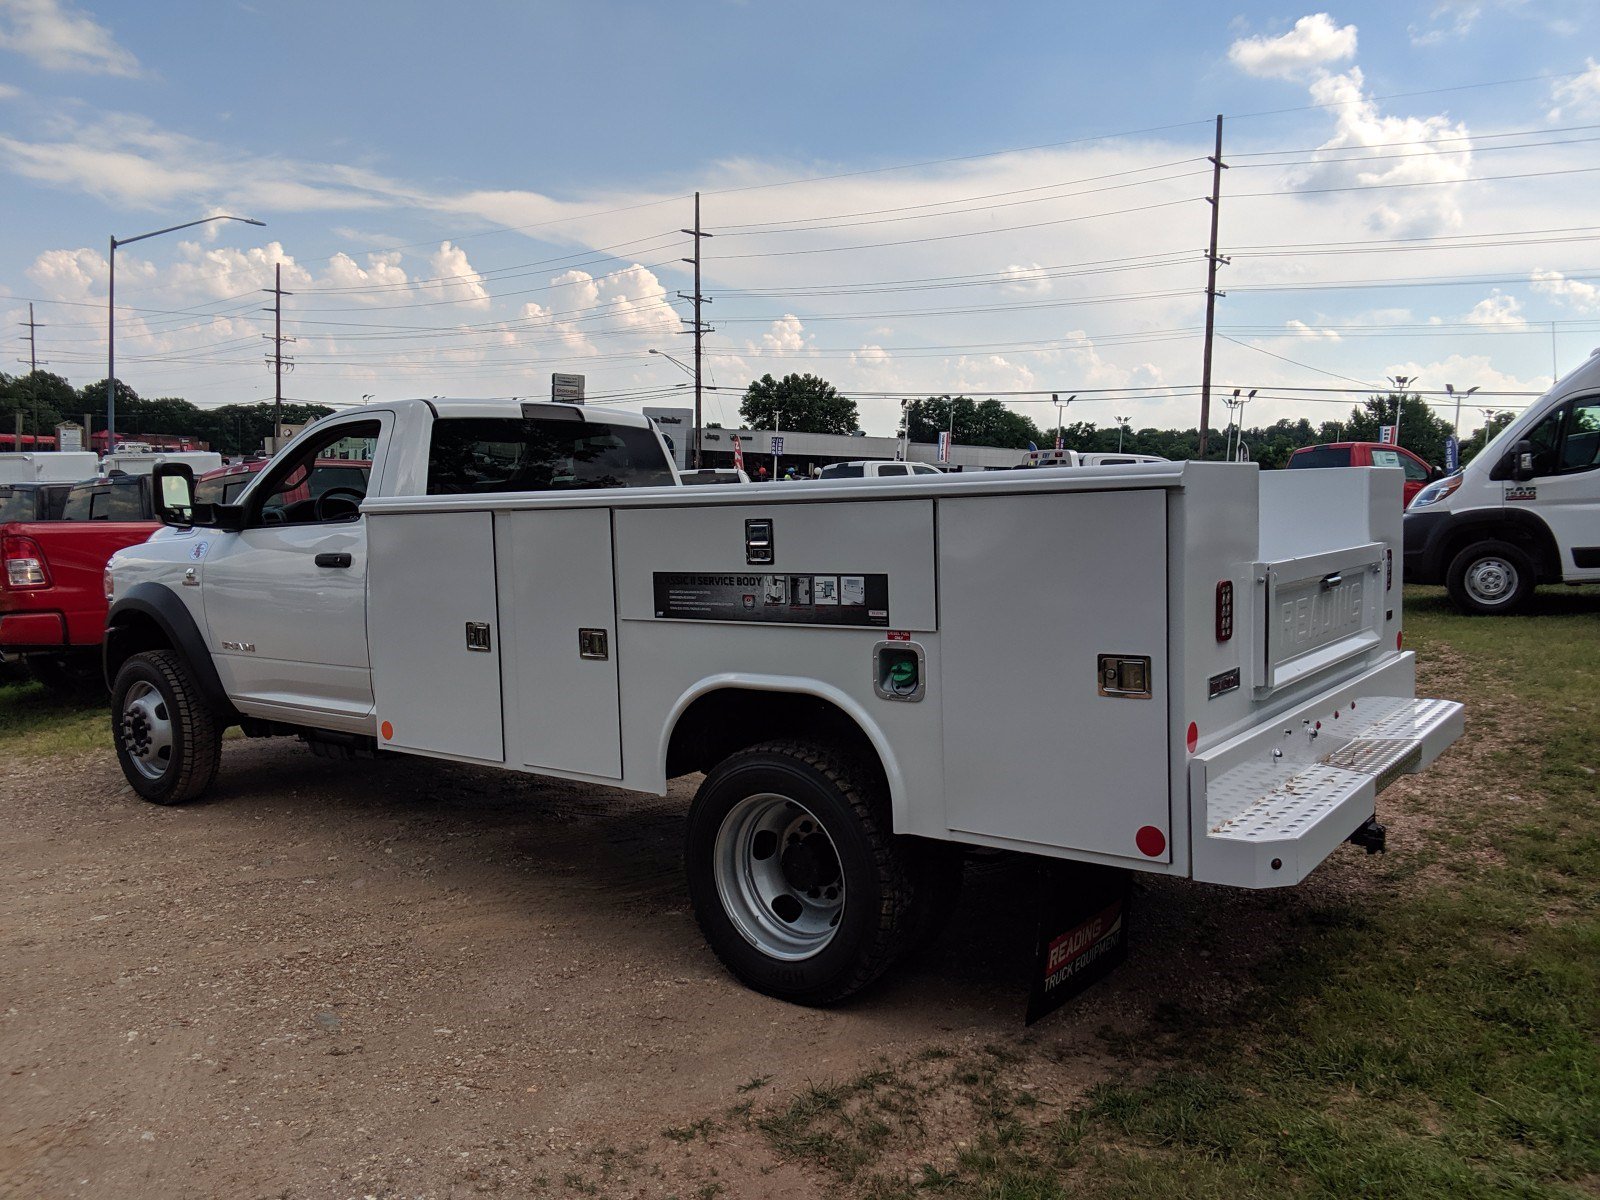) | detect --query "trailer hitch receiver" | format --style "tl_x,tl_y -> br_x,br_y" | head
1347,816 -> 1387,855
